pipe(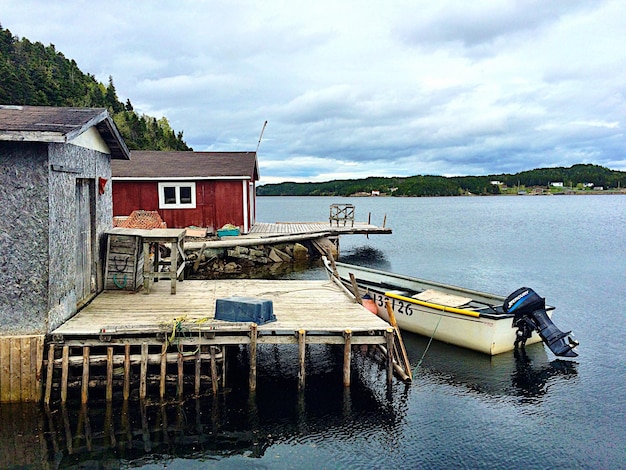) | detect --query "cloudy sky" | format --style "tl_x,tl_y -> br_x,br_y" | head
1,0 -> 625,184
